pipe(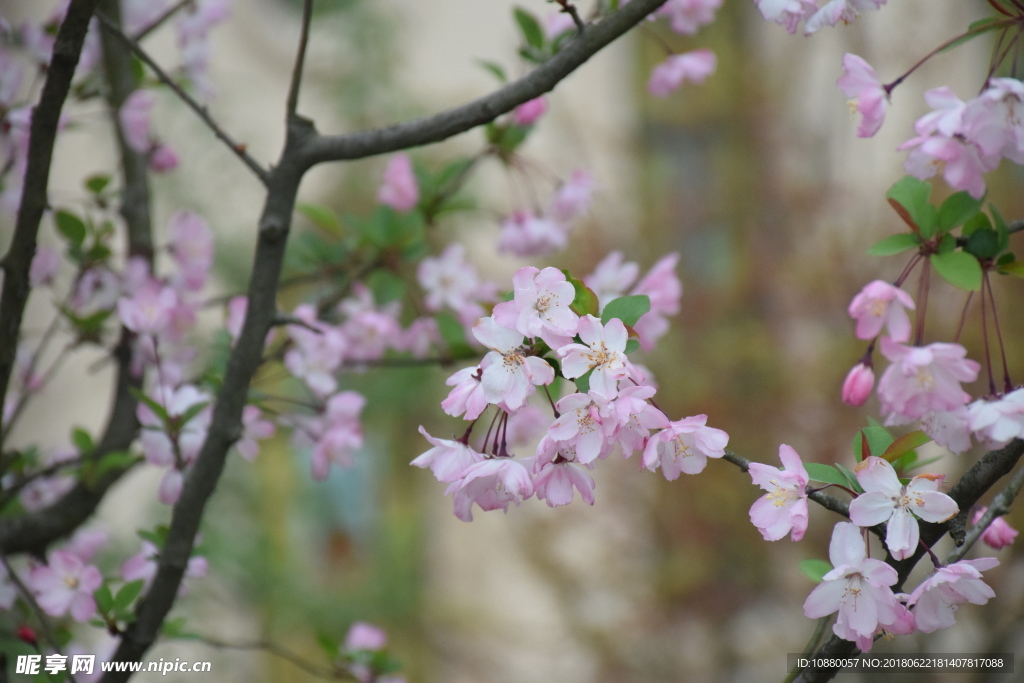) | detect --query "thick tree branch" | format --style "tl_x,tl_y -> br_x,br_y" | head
0,0 -> 99,450
298,0 -> 670,166
95,12 -> 271,185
